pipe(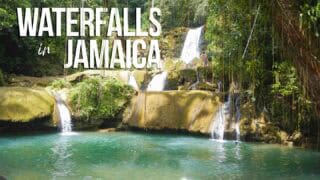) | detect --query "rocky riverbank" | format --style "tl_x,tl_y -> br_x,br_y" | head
0,71 -> 317,149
